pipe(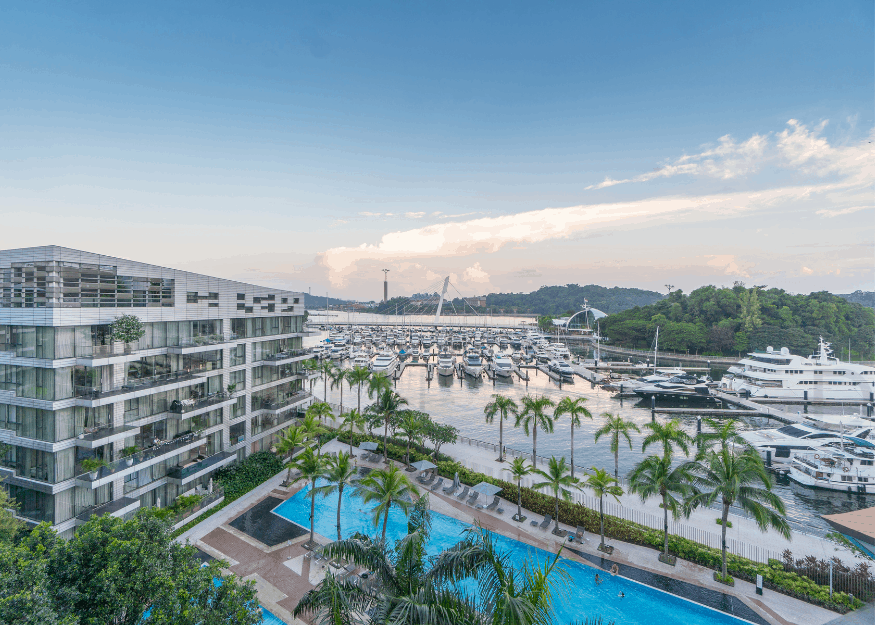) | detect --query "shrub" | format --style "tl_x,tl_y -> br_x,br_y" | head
214,451 -> 283,501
